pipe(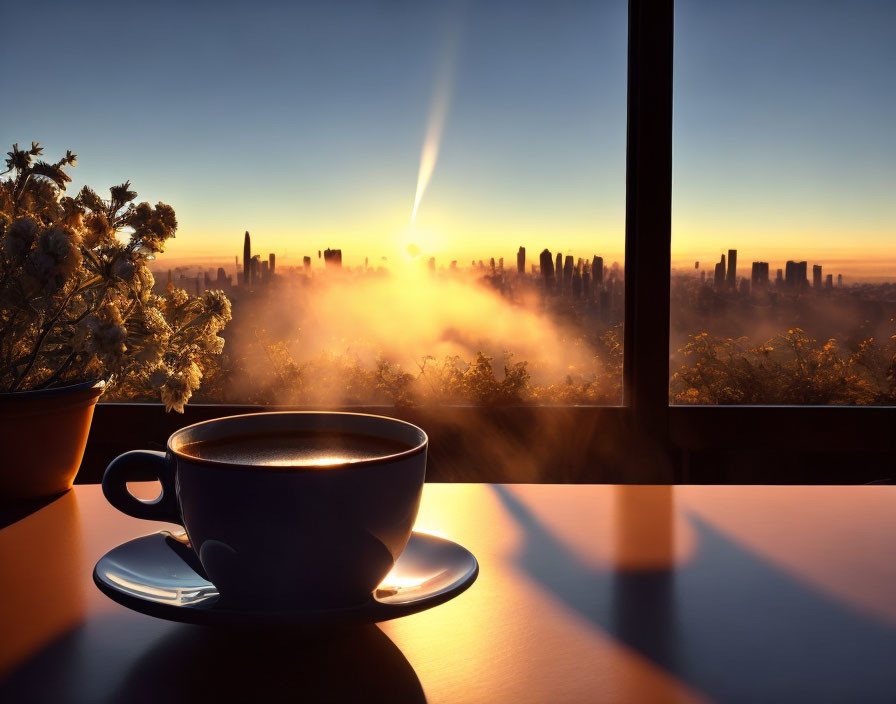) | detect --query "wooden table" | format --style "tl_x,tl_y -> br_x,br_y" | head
2,484 -> 896,703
